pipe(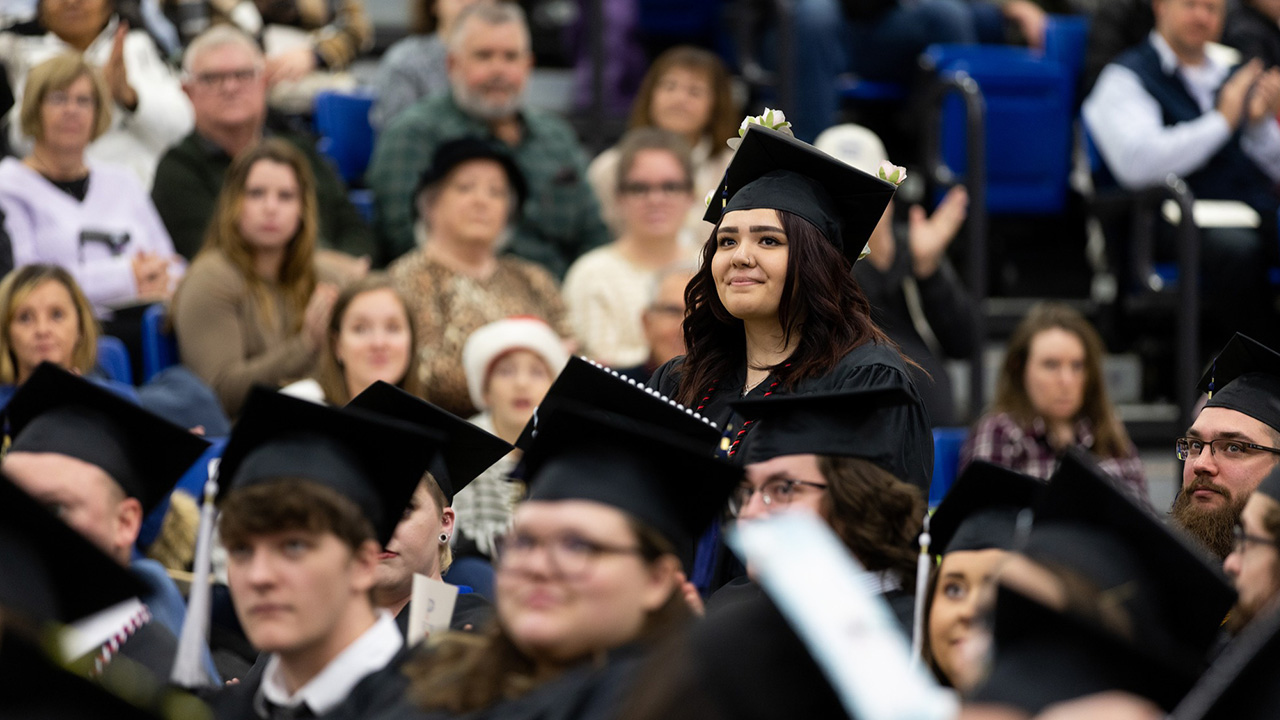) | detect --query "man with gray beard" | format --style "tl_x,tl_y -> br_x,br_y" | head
367,2 -> 610,274
1171,334 -> 1280,560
